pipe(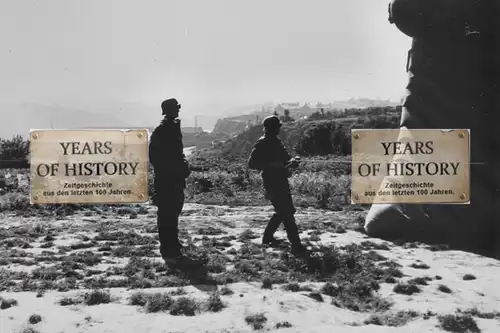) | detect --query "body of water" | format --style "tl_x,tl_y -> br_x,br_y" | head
184,146 -> 196,157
